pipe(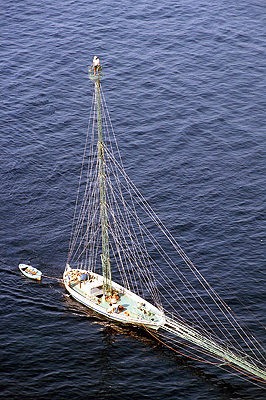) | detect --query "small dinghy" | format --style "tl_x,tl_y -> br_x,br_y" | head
19,264 -> 42,281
